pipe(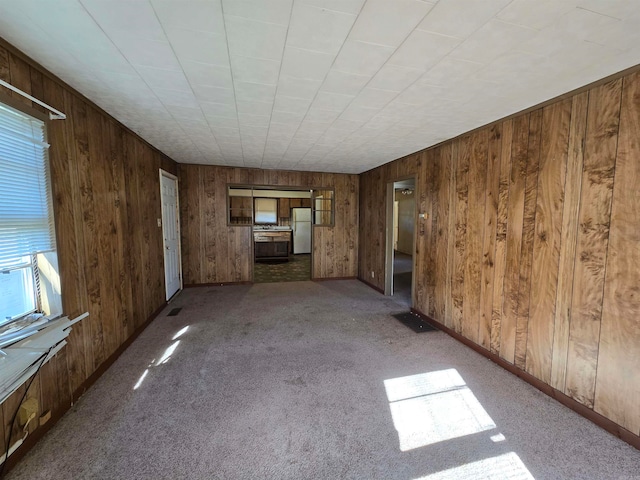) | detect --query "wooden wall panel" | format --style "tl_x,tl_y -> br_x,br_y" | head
463,130 -> 488,343
358,66 -> 640,442
178,165 -> 358,283
594,72 -> 640,434
565,79 -> 622,407
0,42 -> 176,461
500,114 -> 529,363
550,92 -> 588,391
525,100 -> 571,383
